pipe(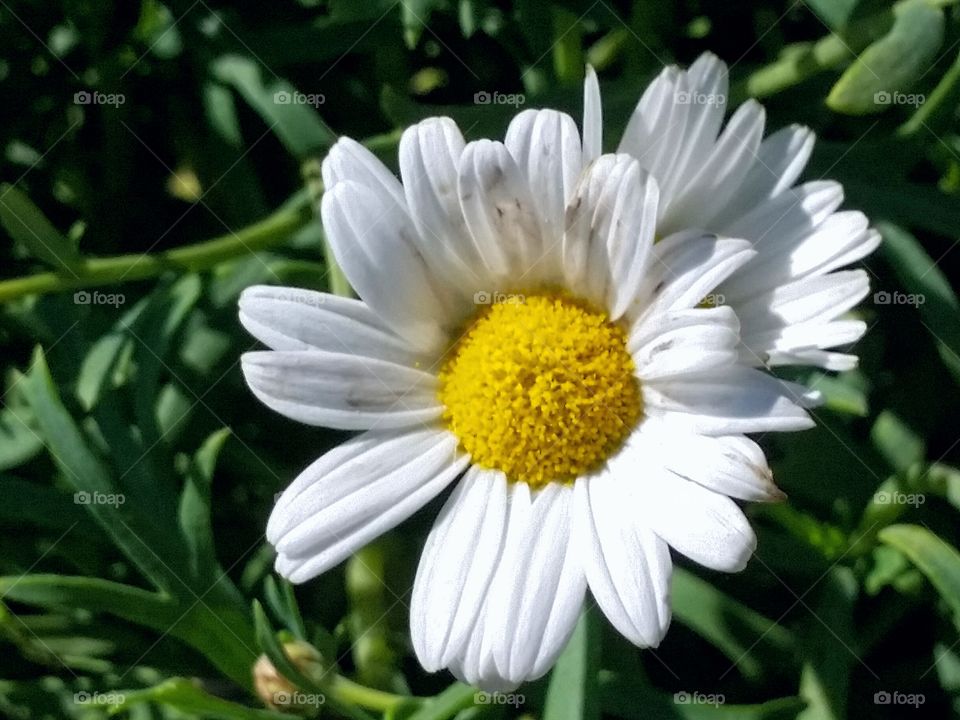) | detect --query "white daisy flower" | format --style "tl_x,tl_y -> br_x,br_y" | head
240,110 -> 815,690
583,53 -> 881,371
